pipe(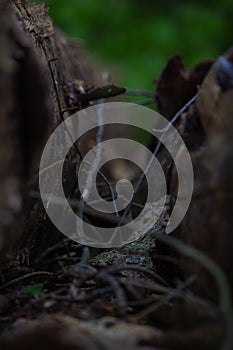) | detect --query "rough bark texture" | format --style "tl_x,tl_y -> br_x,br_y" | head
154,49 -> 233,299
0,0 -> 50,266
0,0 -> 103,268
176,50 -> 233,295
